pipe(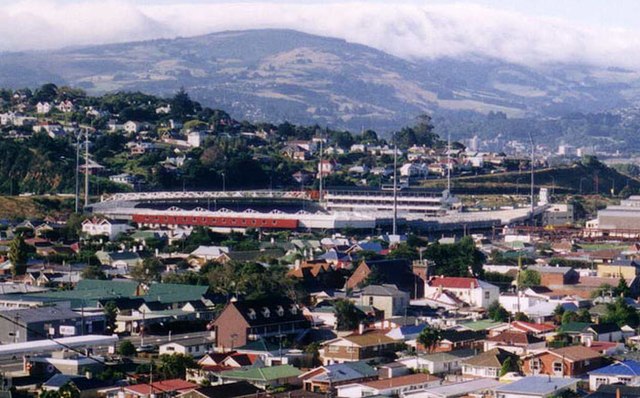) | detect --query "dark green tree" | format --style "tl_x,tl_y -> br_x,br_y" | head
417,327 -> 442,353
103,301 -> 118,333
518,269 -> 541,288
158,353 -> 197,379
334,299 -> 365,331
130,257 -> 163,284
487,301 -> 510,322
8,234 -> 28,276
118,341 -> 136,357
81,265 -> 107,280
